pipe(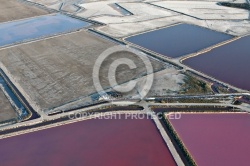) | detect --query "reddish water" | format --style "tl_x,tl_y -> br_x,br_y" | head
168,113 -> 250,166
183,36 -> 250,90
1,115 -> 176,166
